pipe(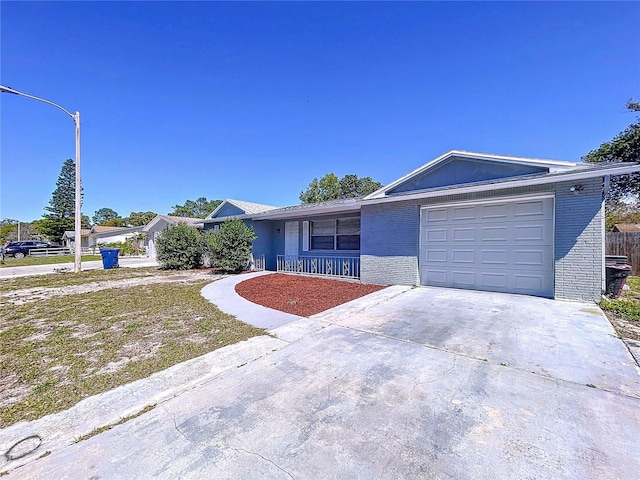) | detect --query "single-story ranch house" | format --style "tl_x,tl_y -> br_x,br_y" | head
63,225 -> 144,251
201,150 -> 640,302
143,215 -> 205,259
